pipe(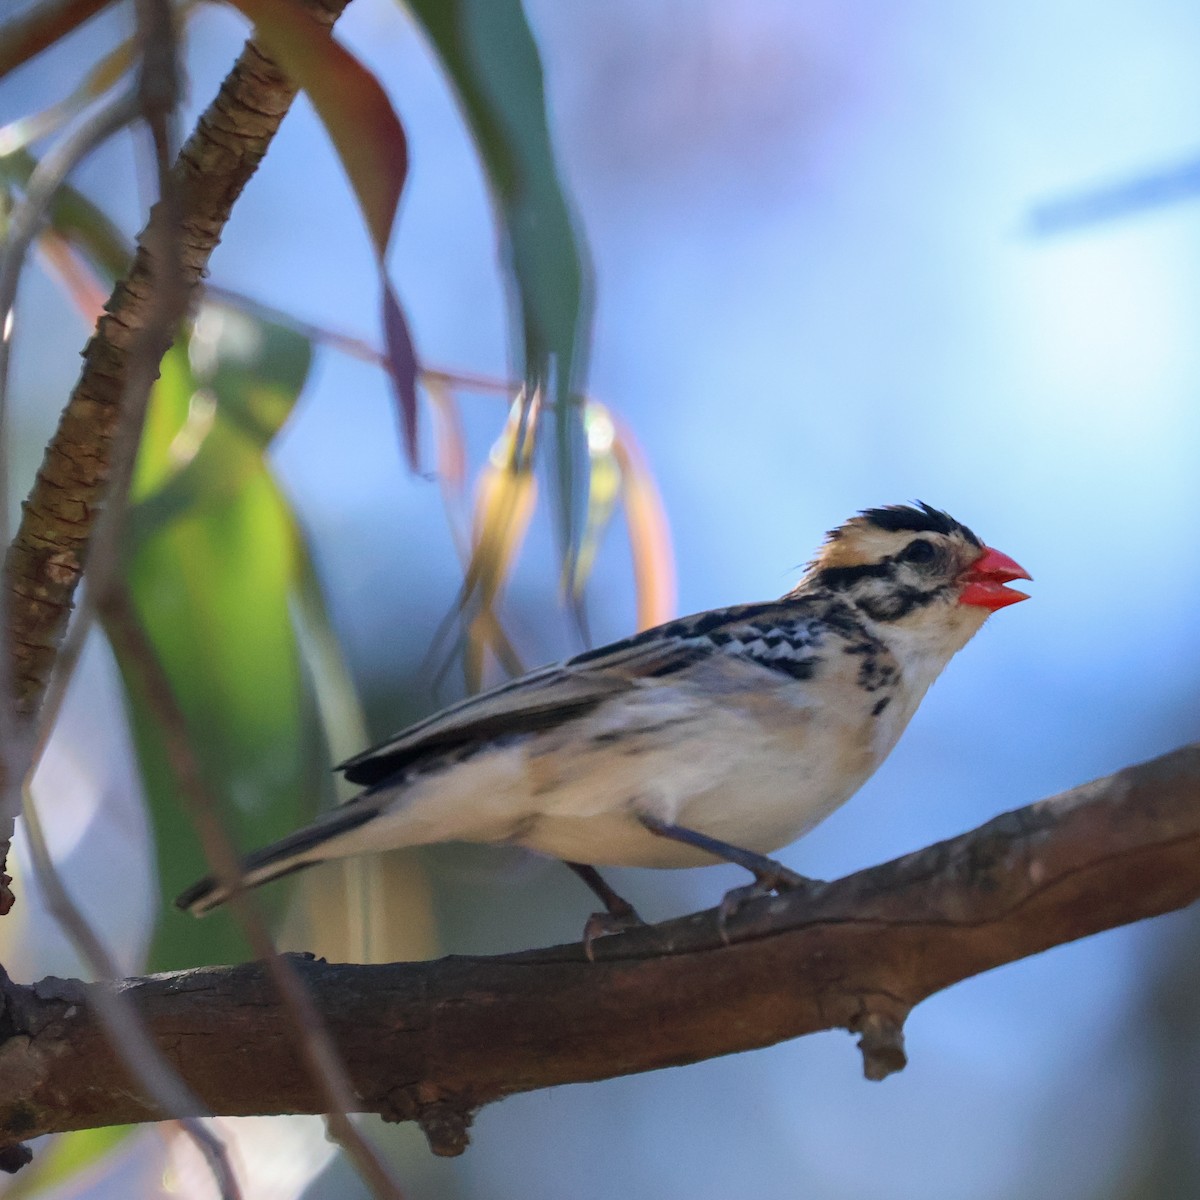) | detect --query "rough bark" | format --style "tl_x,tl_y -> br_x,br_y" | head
0,742 -> 1196,1157
3,0 -> 350,718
